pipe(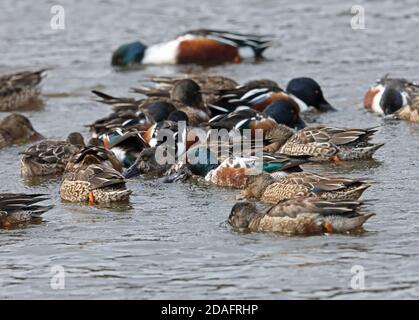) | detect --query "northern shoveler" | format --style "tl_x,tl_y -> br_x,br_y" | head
263,99 -> 307,129
364,75 -> 419,123
264,124 -> 384,161
87,108 -> 150,138
0,193 -> 53,228
0,113 -> 44,149
142,139 -> 309,187
207,108 -> 280,136
123,143 -> 221,180
20,132 -> 85,177
204,153 -> 308,188
286,77 -> 335,112
101,128 -> 149,168
239,172 -> 371,204
209,81 -> 283,114
228,198 -> 374,234
0,69 -> 47,111
111,29 -> 272,66
209,77 -> 335,115
123,147 -> 170,178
